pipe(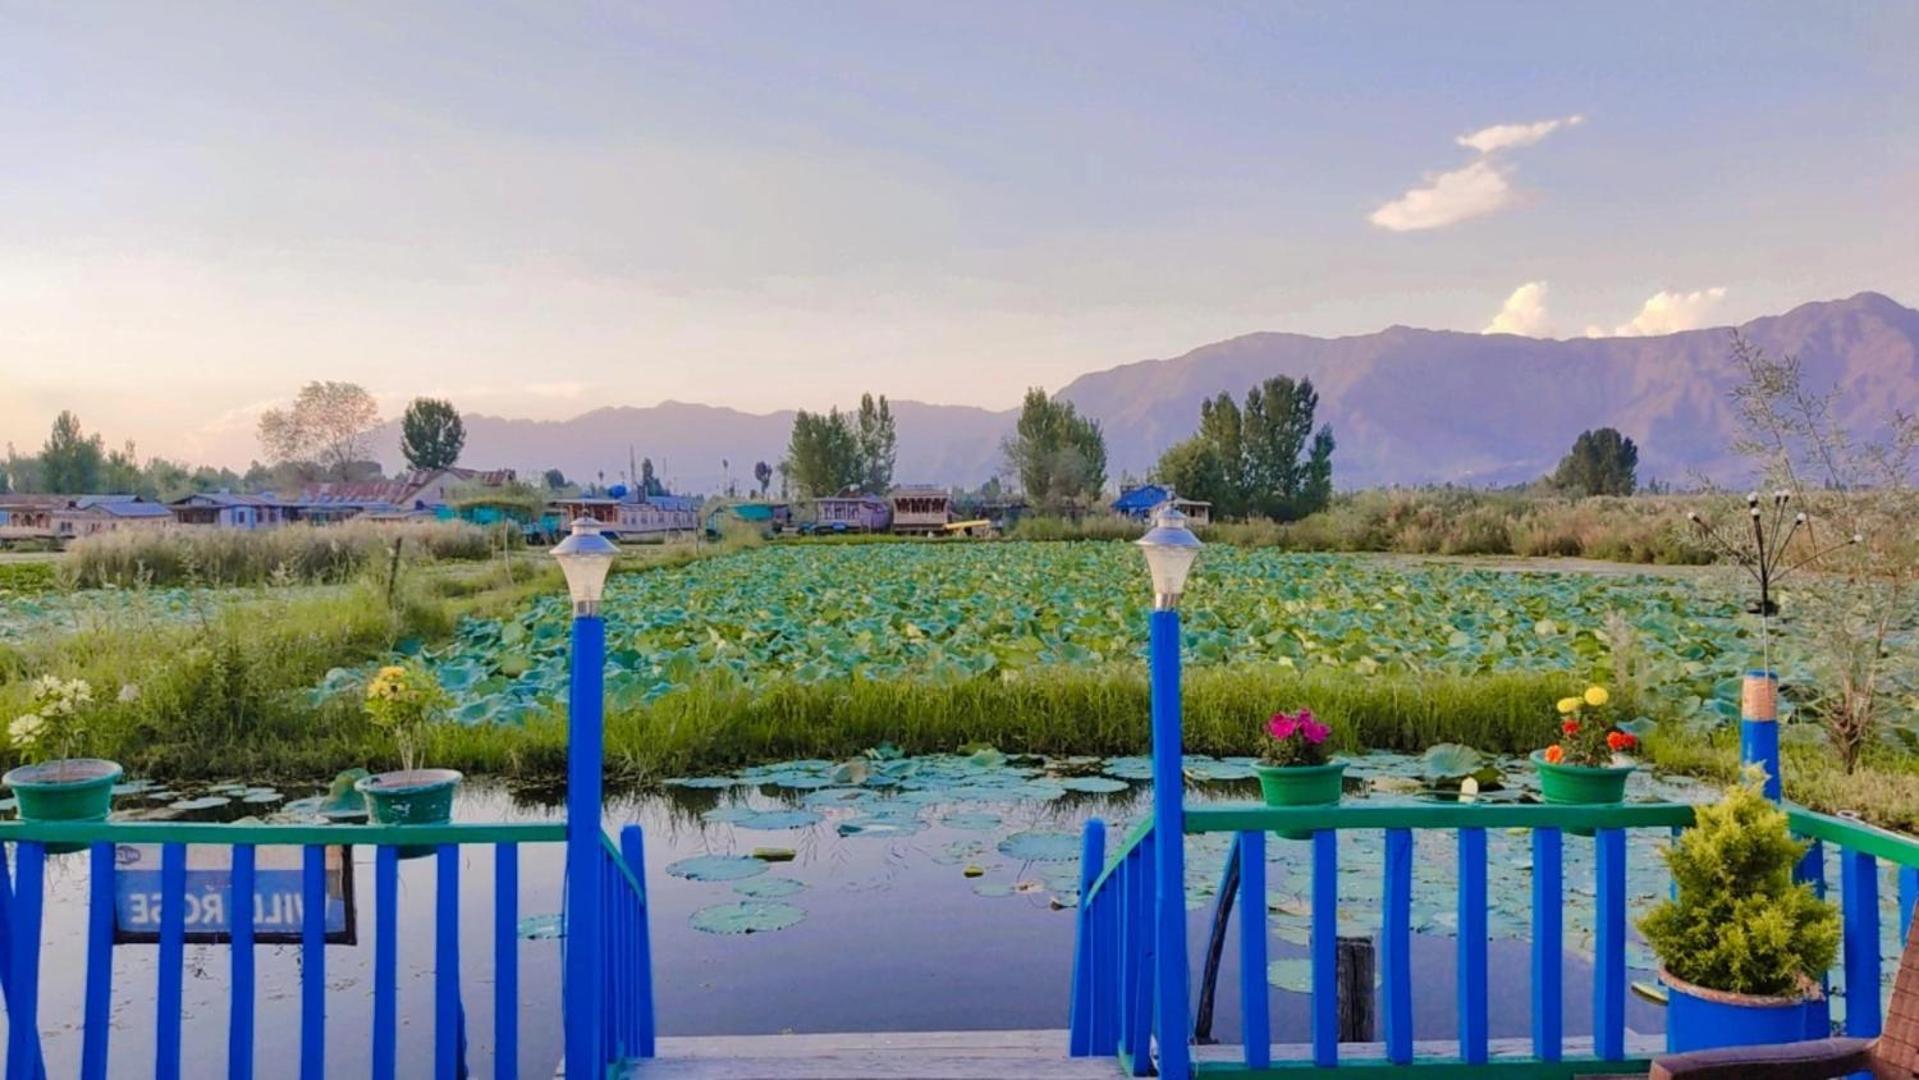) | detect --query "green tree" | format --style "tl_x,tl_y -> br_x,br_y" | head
856,393 -> 897,494
258,381 -> 380,481
1001,388 -> 1106,507
639,457 -> 665,497
1552,428 -> 1638,496
40,411 -> 105,493
542,468 -> 569,490
753,460 -> 773,498
785,409 -> 865,497
400,398 -> 466,471
1153,376 -> 1334,520
102,440 -> 143,495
